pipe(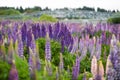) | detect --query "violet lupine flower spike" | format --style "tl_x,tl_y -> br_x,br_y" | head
114,41 -> 120,80
8,60 -> 19,80
72,53 -> 80,80
30,34 -> 37,56
17,33 -> 24,58
106,55 -> 116,80
45,32 -> 51,62
28,47 -> 37,80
